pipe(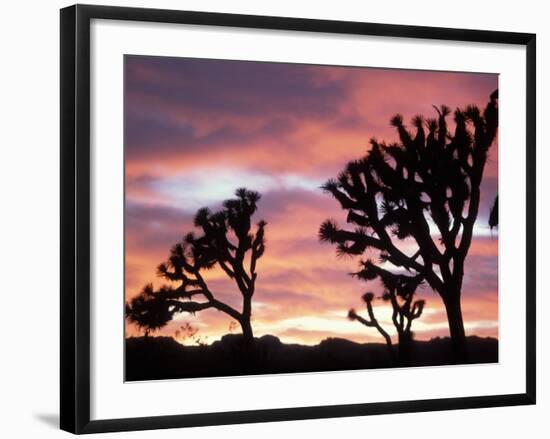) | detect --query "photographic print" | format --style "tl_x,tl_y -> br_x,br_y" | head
124,55 -> 499,381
